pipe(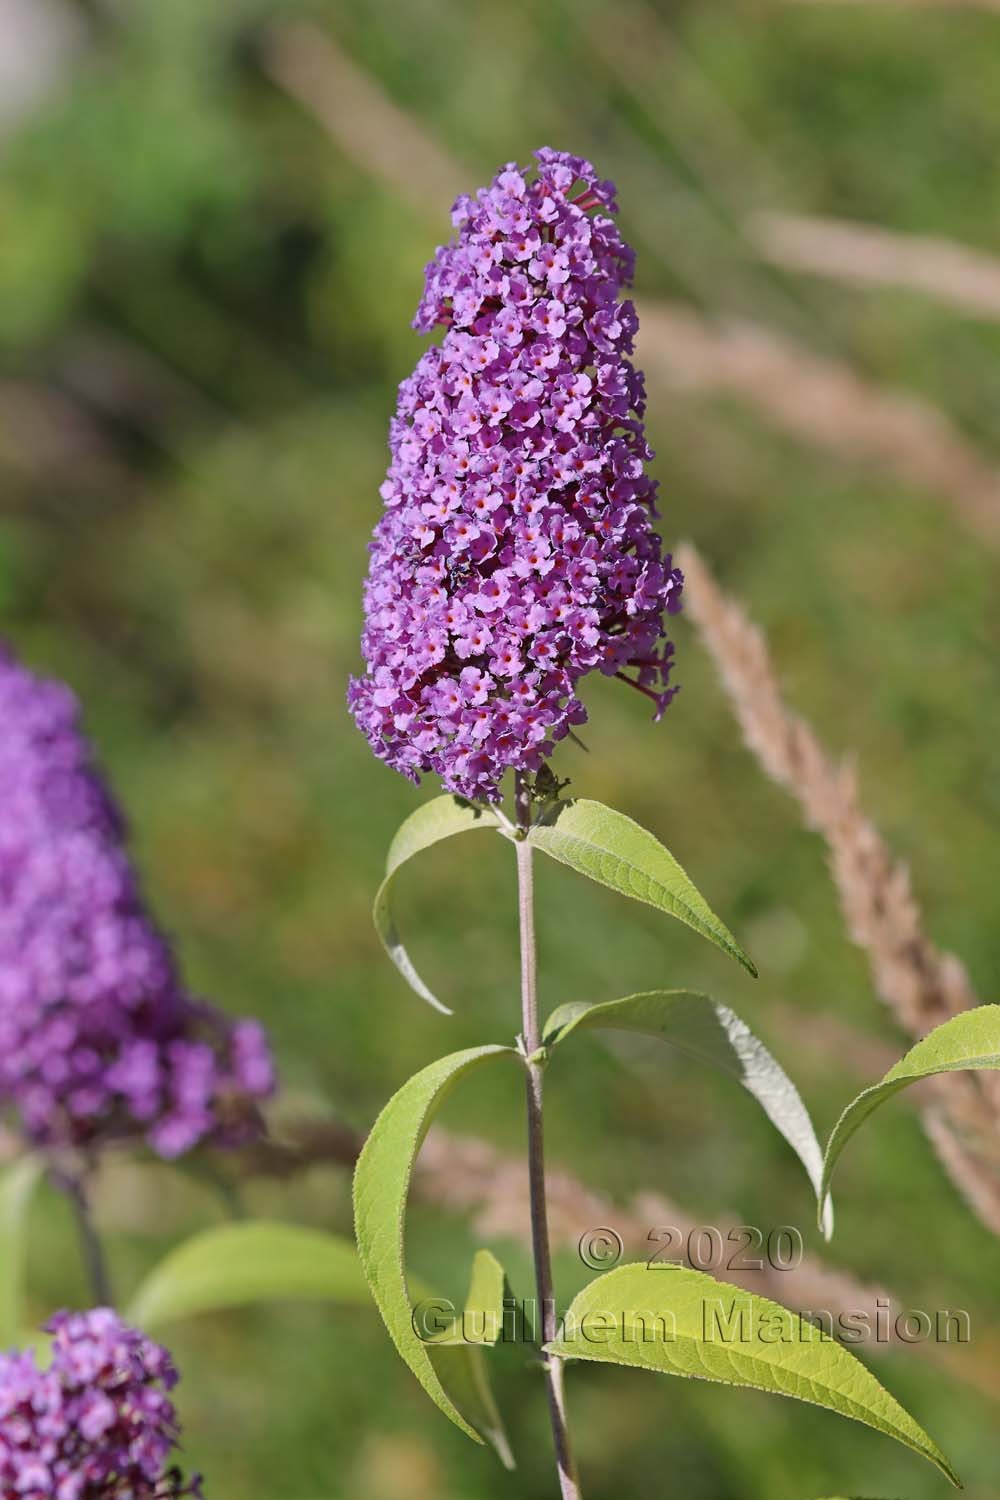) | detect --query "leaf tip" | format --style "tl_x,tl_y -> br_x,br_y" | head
918,1436 -> 961,1489
493,1429 -> 516,1470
